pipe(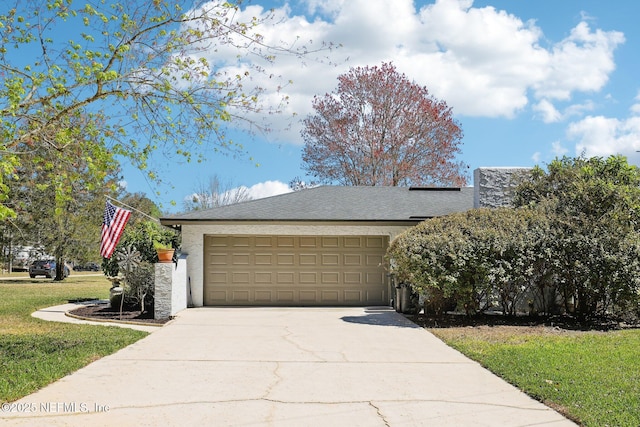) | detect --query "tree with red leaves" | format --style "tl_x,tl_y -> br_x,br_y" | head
301,62 -> 467,186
